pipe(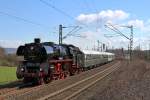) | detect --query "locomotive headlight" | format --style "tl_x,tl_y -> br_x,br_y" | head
21,67 -> 25,72
40,68 -> 43,72
50,65 -> 54,72
50,66 -> 54,69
